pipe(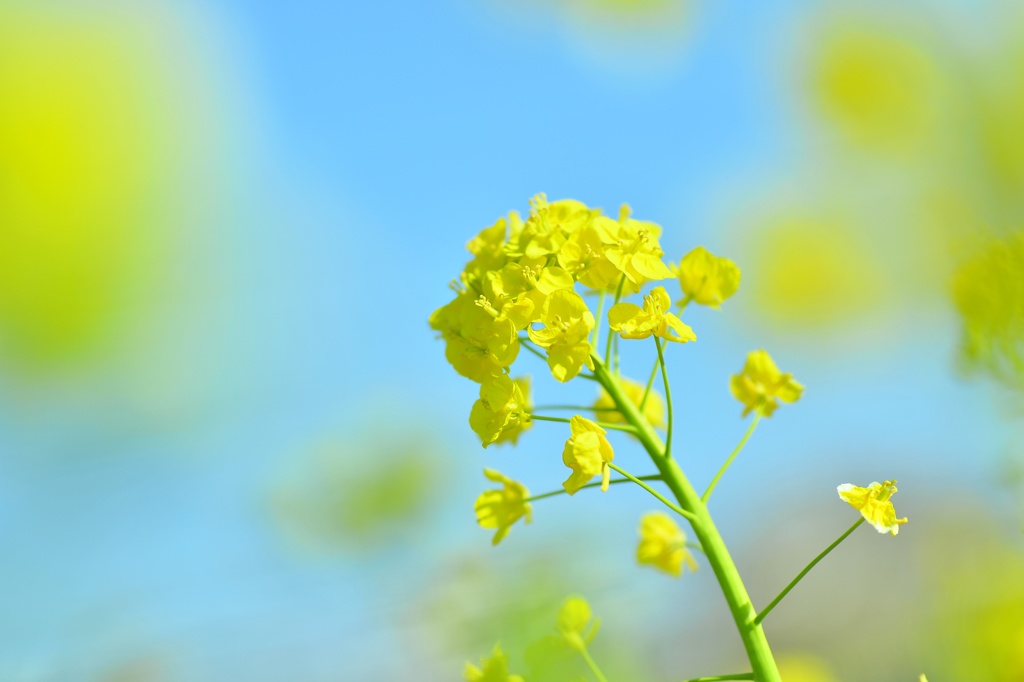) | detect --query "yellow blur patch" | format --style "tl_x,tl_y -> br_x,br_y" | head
810,24 -> 946,152
0,6 -> 173,370
744,215 -> 886,327
776,653 -> 840,682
